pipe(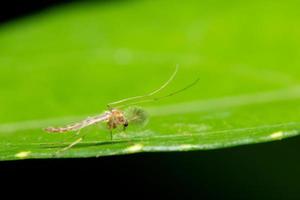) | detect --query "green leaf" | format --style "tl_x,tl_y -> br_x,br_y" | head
1,0 -> 300,160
